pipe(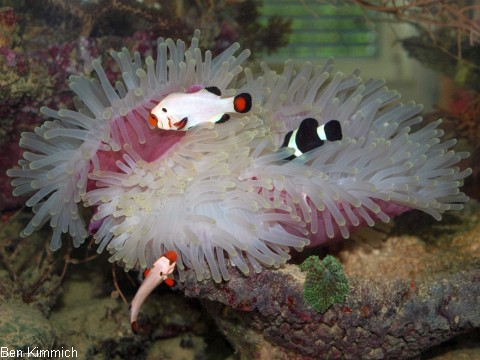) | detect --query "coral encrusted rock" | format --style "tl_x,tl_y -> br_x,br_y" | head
178,200 -> 480,359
